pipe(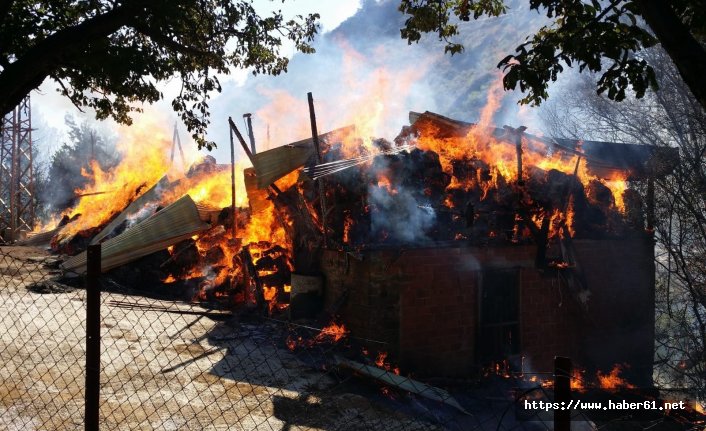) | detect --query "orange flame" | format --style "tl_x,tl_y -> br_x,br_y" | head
252,40 -> 430,159
413,75 -> 629,240
56,119 -> 173,241
571,368 -> 585,392
597,364 -> 635,390
376,173 -> 397,195
374,351 -> 401,375
314,322 -> 348,343
343,213 -> 353,244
